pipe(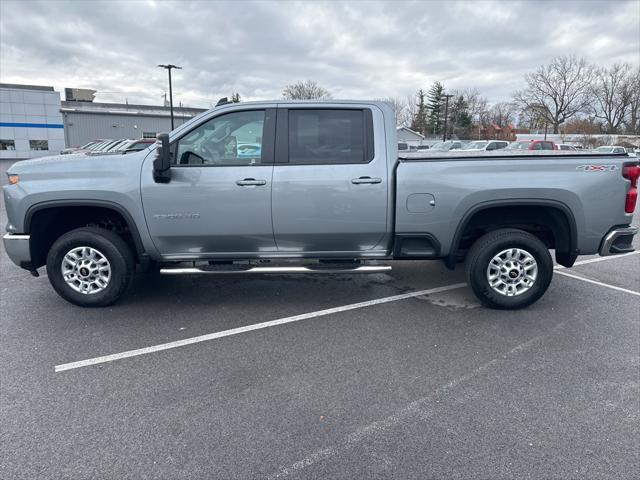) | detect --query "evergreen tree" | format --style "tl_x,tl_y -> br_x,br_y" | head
426,82 -> 445,136
448,95 -> 472,138
410,89 -> 428,136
